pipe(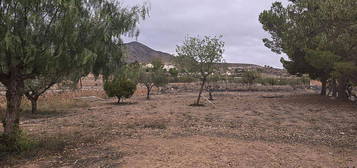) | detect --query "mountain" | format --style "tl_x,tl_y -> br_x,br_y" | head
123,41 -> 287,76
124,41 -> 174,63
